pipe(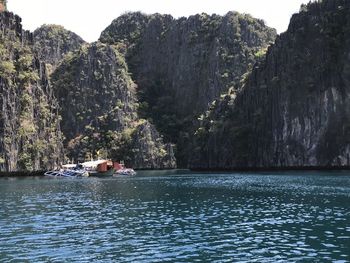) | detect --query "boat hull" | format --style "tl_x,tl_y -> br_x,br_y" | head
88,168 -> 115,177
114,168 -> 136,176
